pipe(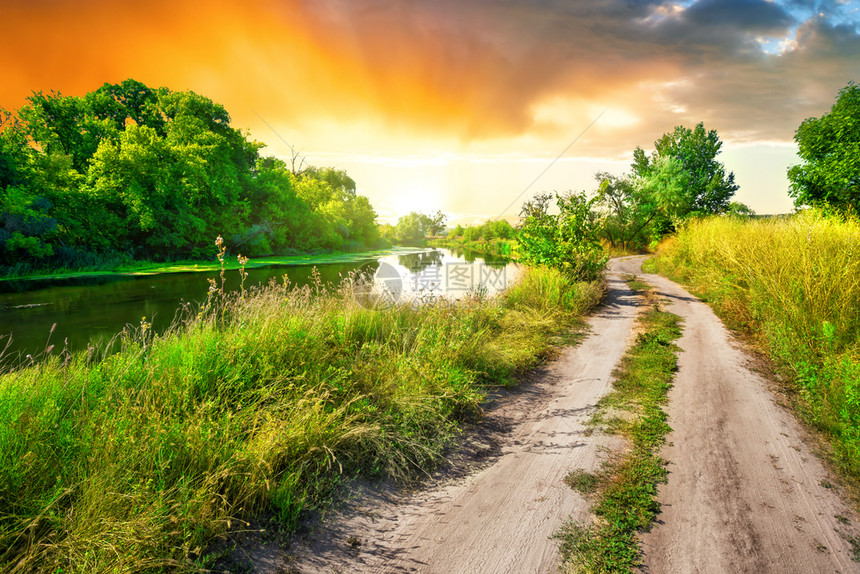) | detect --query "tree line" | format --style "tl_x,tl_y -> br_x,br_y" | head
3,78 -> 853,277
517,80 -> 858,280
379,210 -> 447,245
0,79 -> 382,272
